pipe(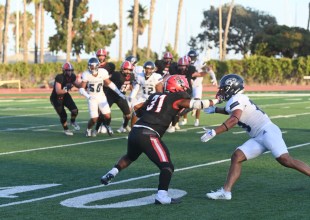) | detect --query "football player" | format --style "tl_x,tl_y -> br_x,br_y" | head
202,73 -> 310,200
100,75 -> 220,204
50,62 -> 81,136
79,57 -> 126,137
96,61 -> 135,133
155,51 -> 175,78
128,61 -> 163,126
